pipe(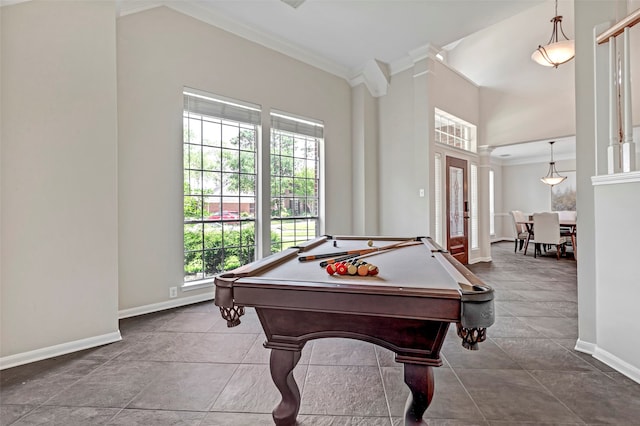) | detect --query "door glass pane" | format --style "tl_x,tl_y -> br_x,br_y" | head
449,166 -> 464,238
